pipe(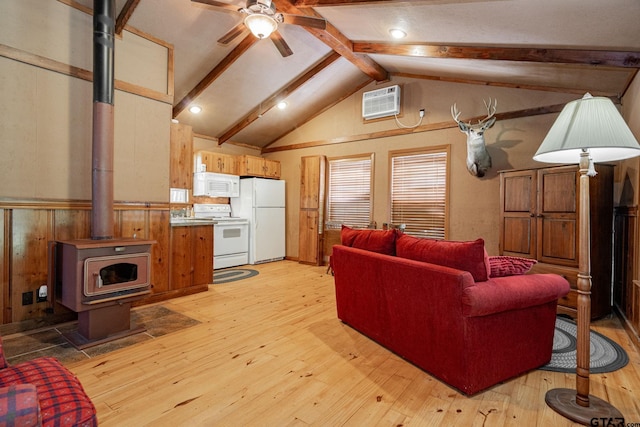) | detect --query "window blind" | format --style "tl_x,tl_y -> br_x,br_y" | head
390,148 -> 448,239
326,155 -> 373,229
